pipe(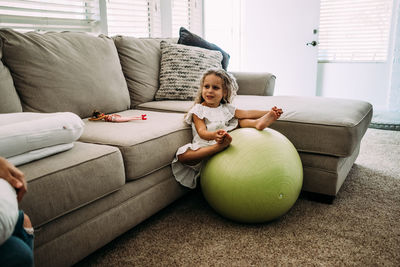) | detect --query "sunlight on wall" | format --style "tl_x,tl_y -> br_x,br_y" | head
204,0 -> 242,71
